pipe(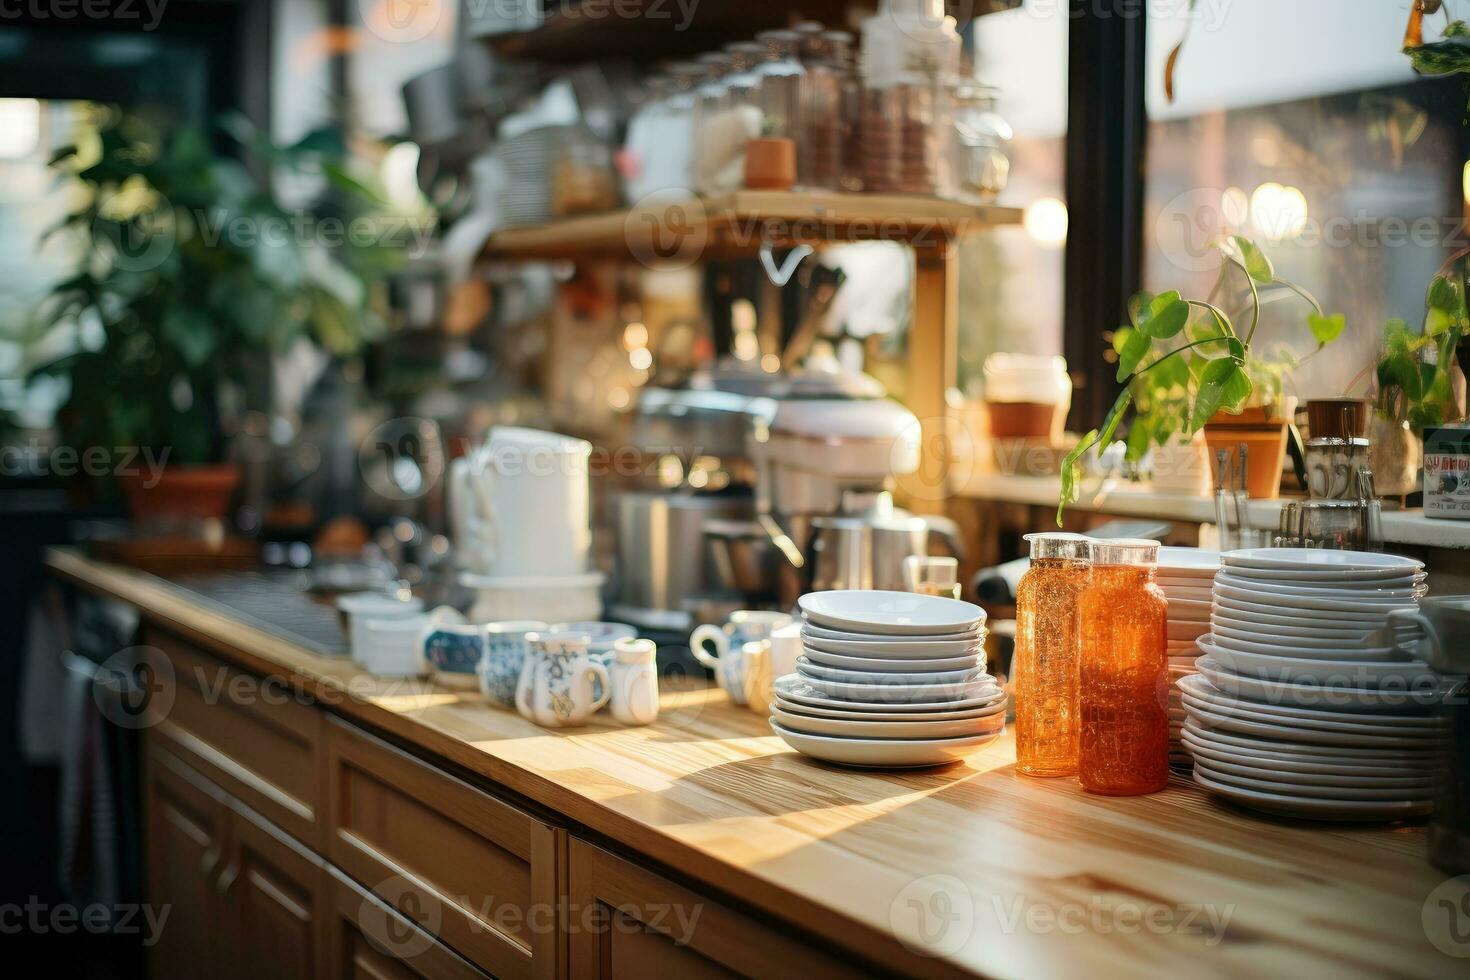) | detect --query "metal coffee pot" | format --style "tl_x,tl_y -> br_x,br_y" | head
806,492 -> 964,592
